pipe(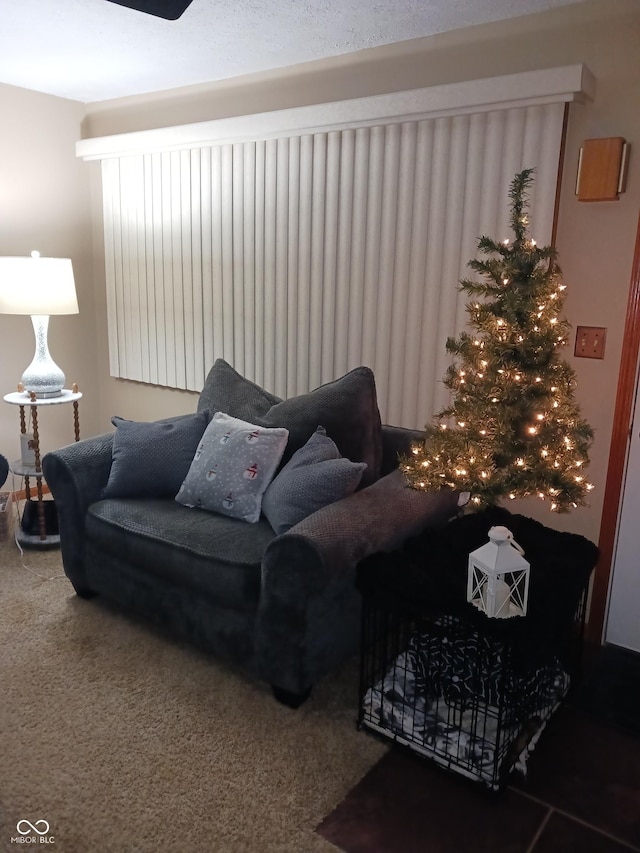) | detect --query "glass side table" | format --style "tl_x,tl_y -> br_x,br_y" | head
3,384 -> 82,548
